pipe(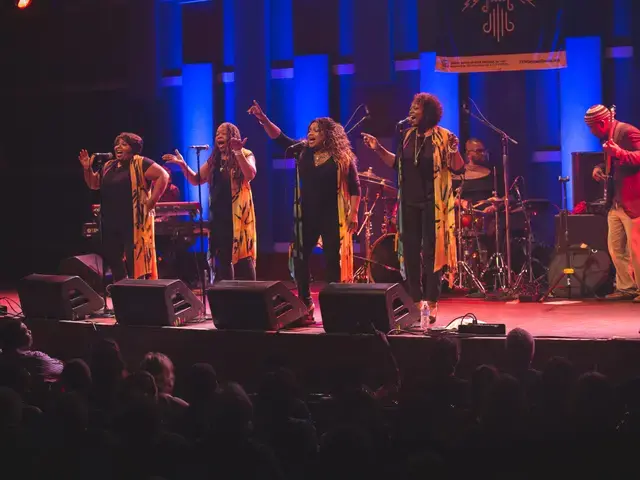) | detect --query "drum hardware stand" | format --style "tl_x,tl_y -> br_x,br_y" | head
353,184 -> 380,283
454,178 -> 486,294
464,100 -> 518,289
540,176 -> 581,302
478,168 -> 509,295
